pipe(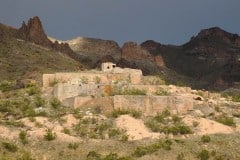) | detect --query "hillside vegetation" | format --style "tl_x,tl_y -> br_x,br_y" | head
0,24 -> 83,81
